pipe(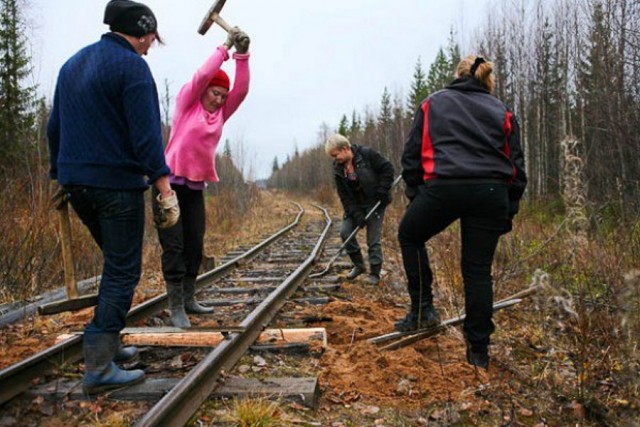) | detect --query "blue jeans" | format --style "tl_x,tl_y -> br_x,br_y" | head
67,187 -> 145,334
340,206 -> 386,266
